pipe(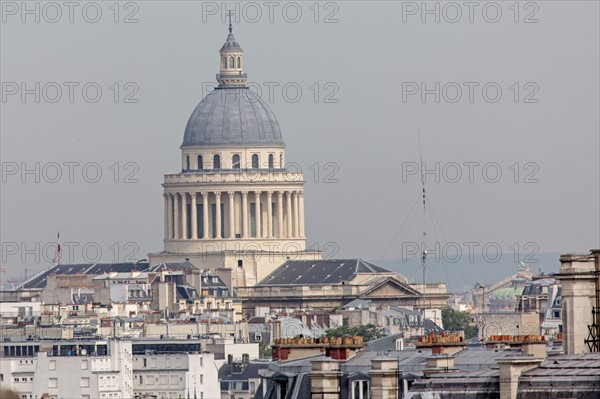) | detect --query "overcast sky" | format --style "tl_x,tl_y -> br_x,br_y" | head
1,1 -> 598,285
